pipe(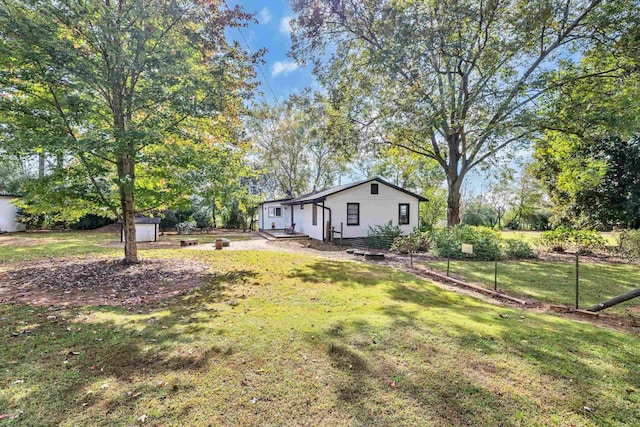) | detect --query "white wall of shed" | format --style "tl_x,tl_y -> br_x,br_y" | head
0,197 -> 25,232
121,223 -> 158,242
